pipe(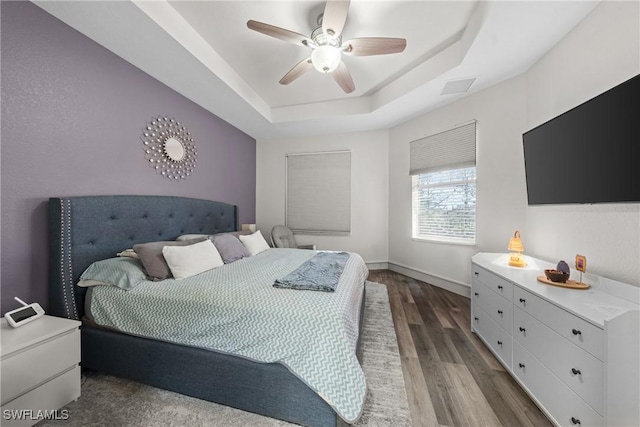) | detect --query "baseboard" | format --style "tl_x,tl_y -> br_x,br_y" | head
366,261 -> 389,271
387,262 -> 471,298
